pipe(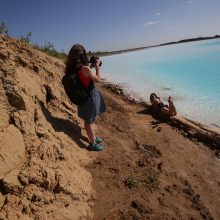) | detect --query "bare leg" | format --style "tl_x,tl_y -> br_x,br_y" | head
160,97 -> 177,116
168,96 -> 177,116
84,122 -> 95,144
161,107 -> 173,116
